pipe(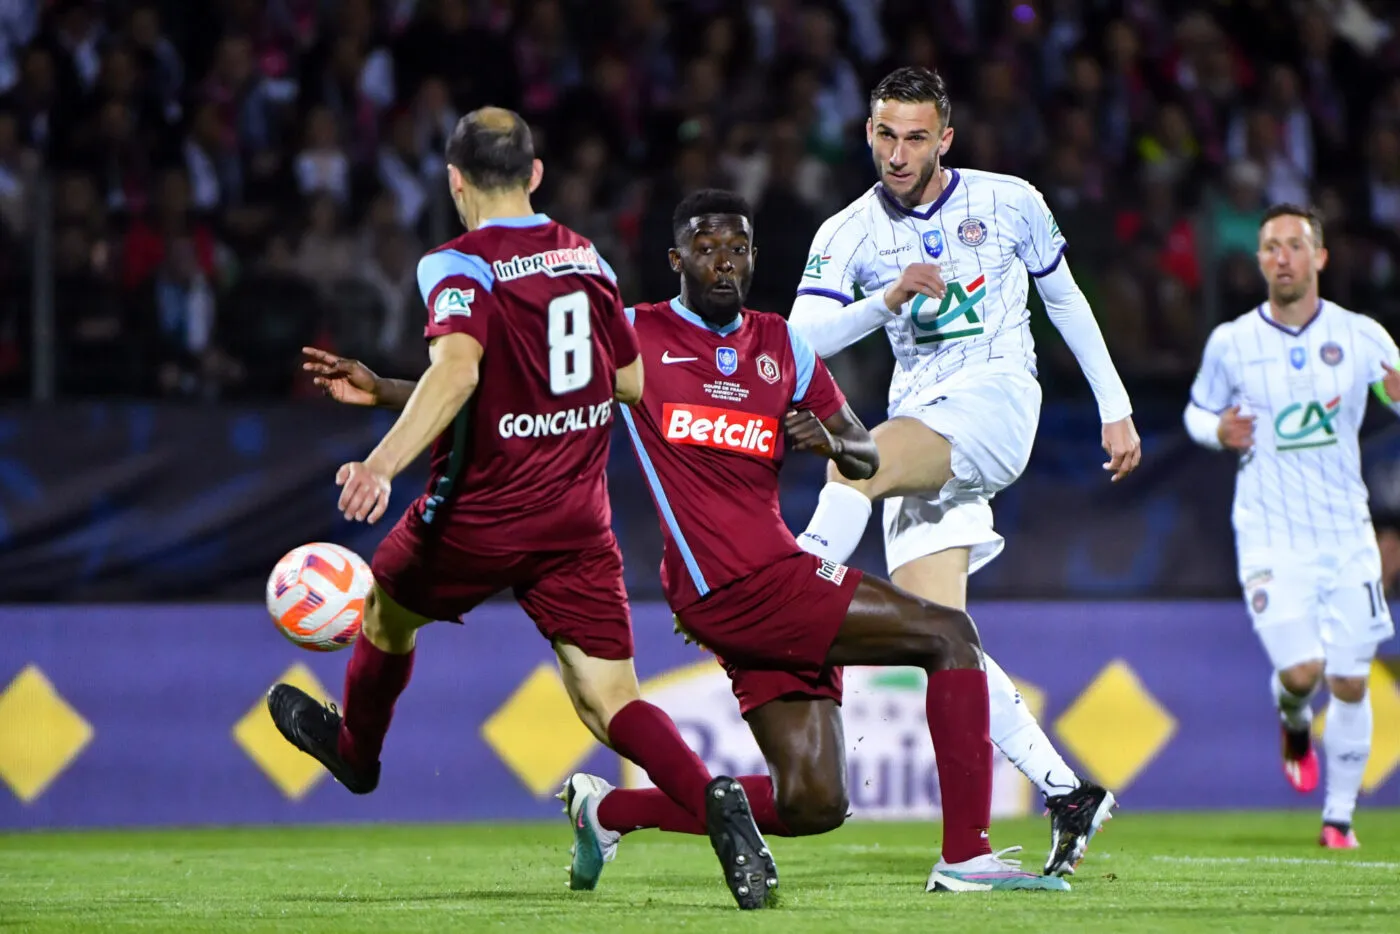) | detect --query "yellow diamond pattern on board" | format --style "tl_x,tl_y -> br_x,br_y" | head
0,665 -> 94,803
1313,659 -> 1400,792
233,663 -> 334,800
1055,659 -> 1177,791
481,663 -> 597,796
